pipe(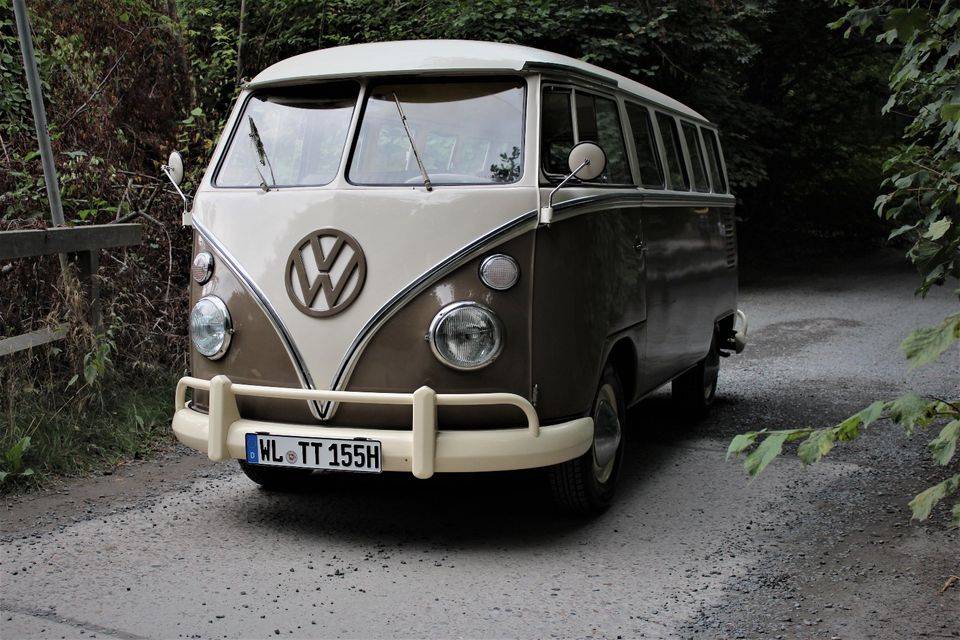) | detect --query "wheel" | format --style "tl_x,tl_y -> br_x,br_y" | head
549,366 -> 626,515
238,460 -> 313,491
672,333 -> 720,420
